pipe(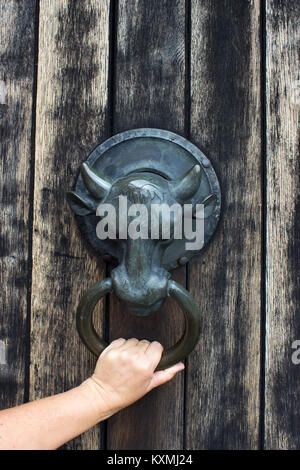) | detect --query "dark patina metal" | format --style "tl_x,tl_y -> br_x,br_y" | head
67,129 -> 221,369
